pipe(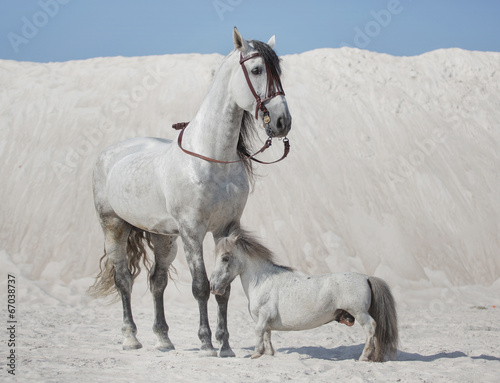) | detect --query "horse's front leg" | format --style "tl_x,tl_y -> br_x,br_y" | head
182,234 -> 217,356
215,284 -> 235,357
